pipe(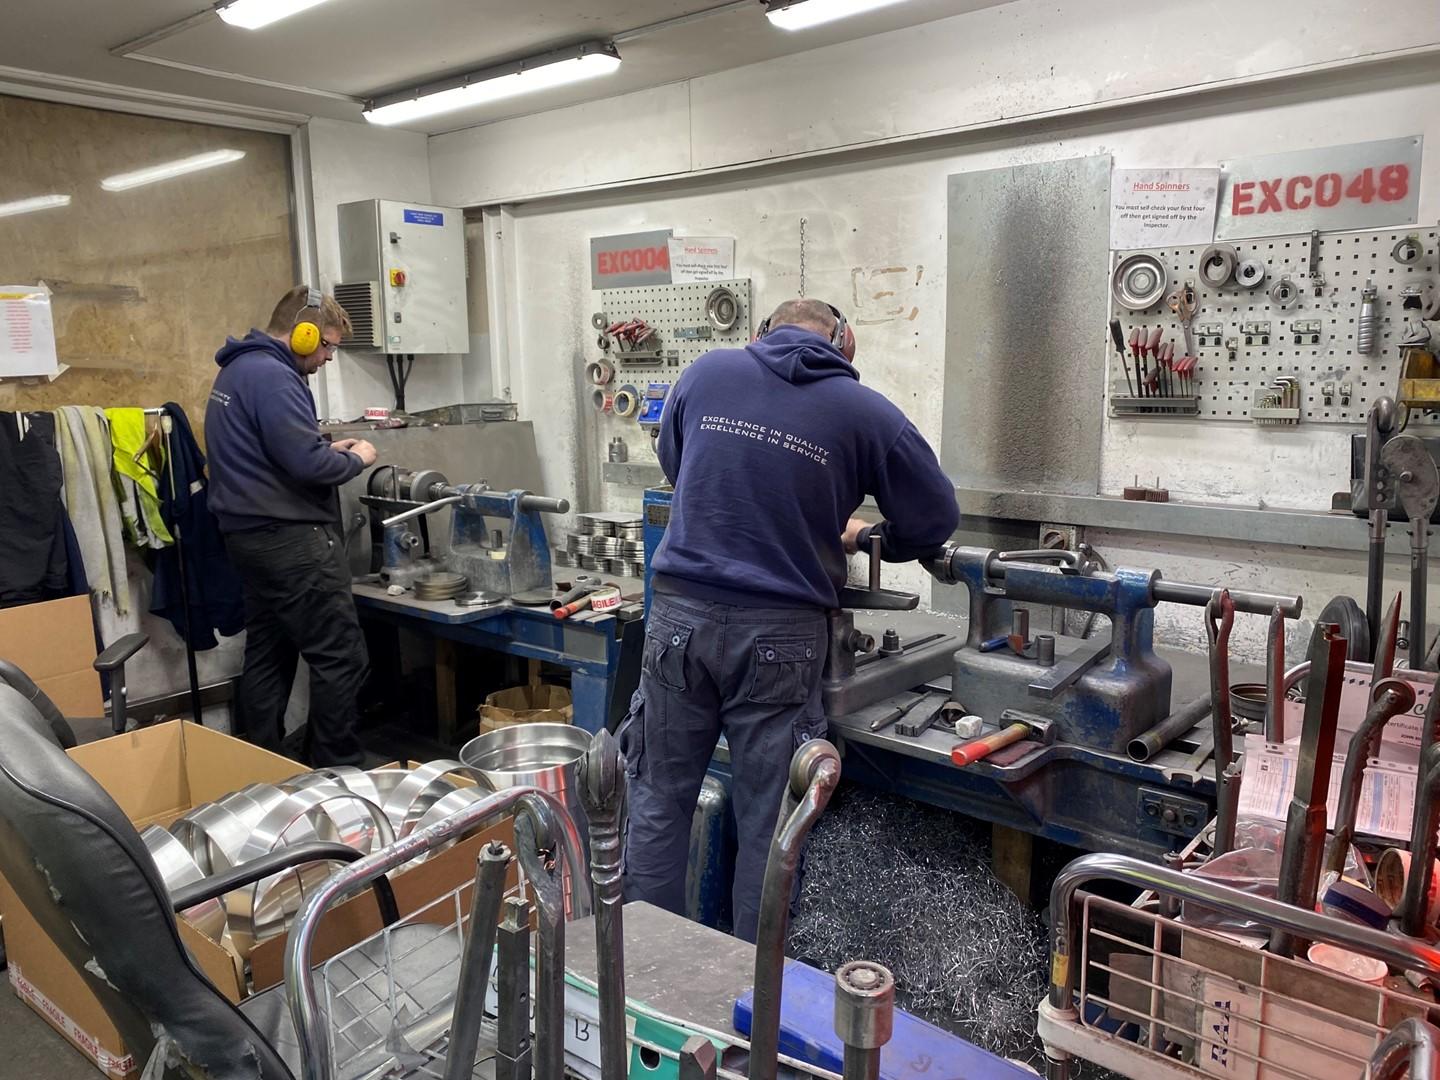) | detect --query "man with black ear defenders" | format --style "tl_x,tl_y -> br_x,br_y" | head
206,285 -> 377,767
620,297 -> 958,942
